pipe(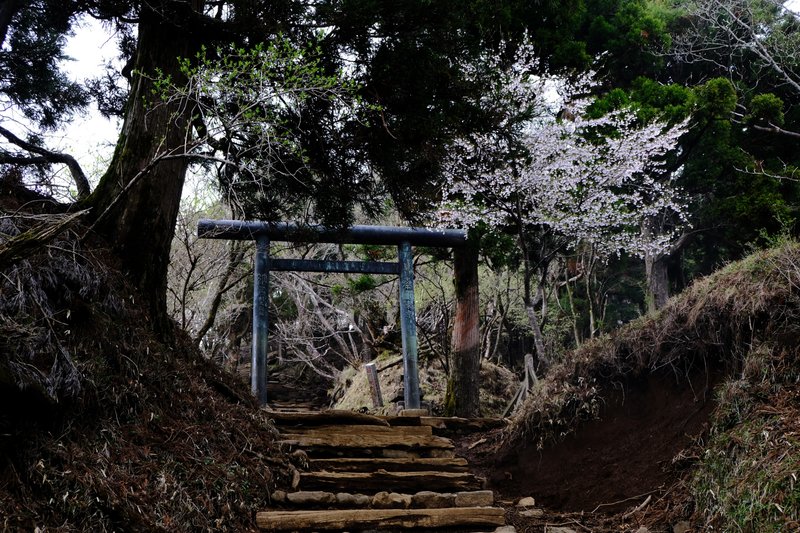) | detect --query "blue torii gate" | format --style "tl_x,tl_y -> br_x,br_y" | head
197,219 -> 467,408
